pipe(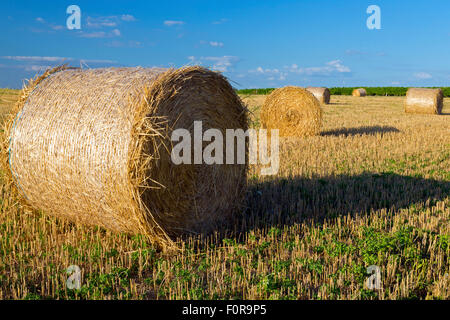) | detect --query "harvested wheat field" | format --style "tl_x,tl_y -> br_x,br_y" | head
0,91 -> 449,300
0,89 -> 19,121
